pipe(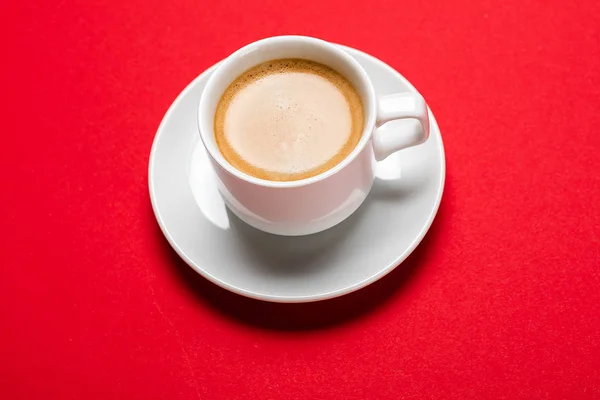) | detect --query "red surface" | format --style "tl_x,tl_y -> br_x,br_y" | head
1,0 -> 600,398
